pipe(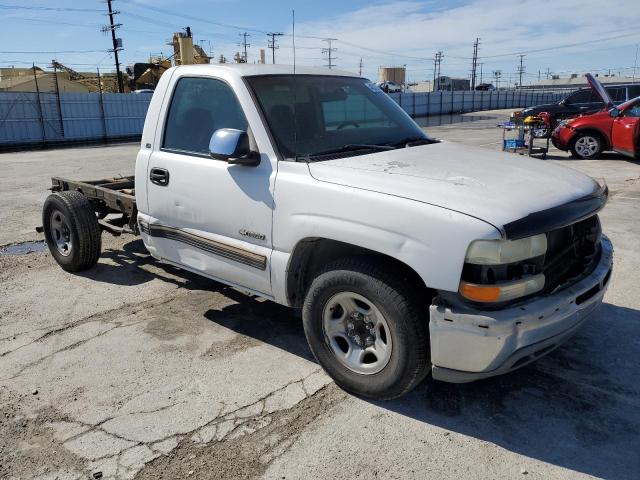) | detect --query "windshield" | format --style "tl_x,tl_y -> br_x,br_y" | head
245,75 -> 430,160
